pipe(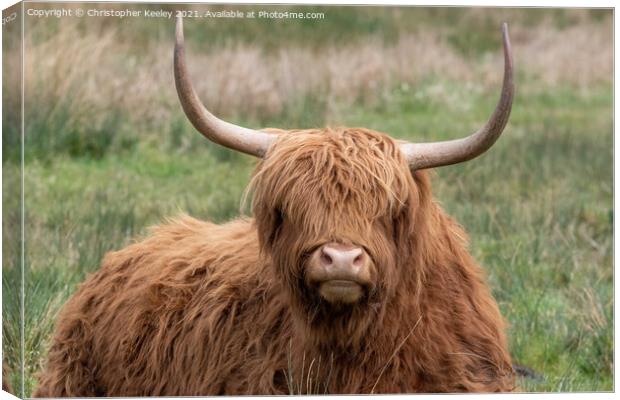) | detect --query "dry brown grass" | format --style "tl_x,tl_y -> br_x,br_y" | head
513,18 -> 613,89
19,14 -> 612,130
23,27 -> 130,131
